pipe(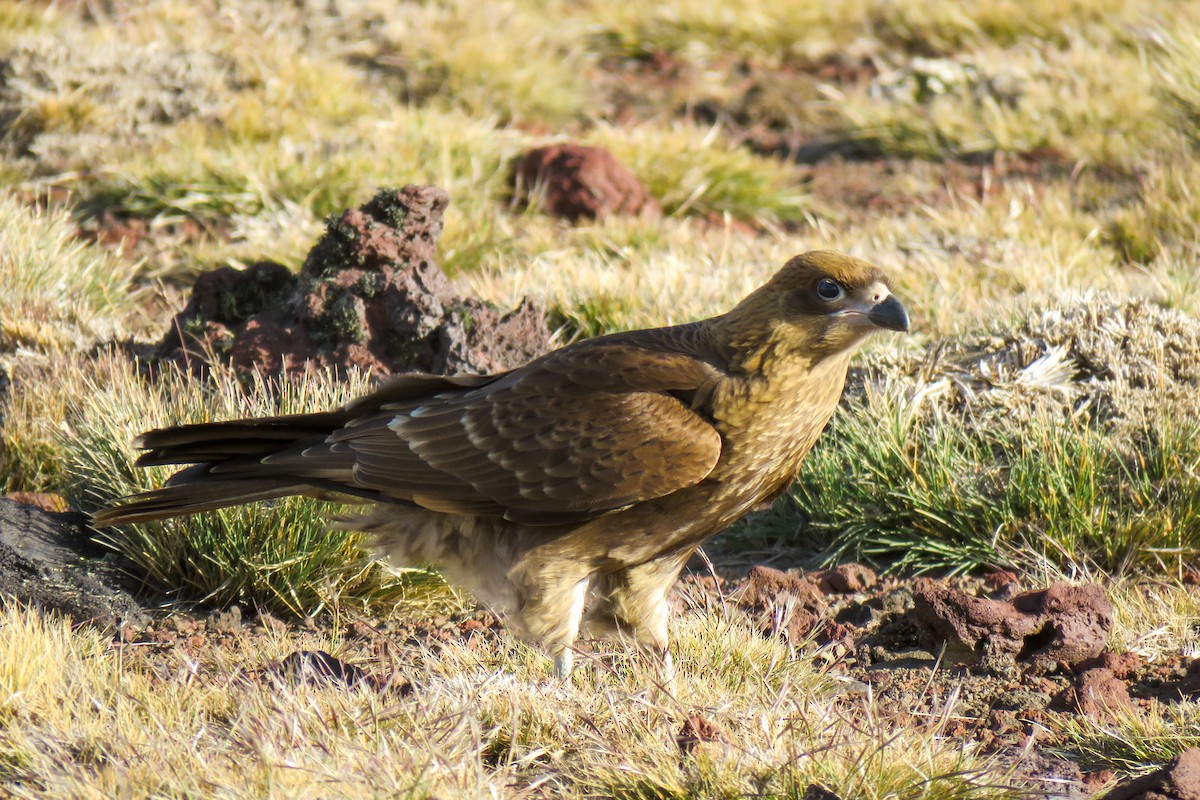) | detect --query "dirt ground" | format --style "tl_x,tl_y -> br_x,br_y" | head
100,562 -> 1197,799
8,490 -> 1191,798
